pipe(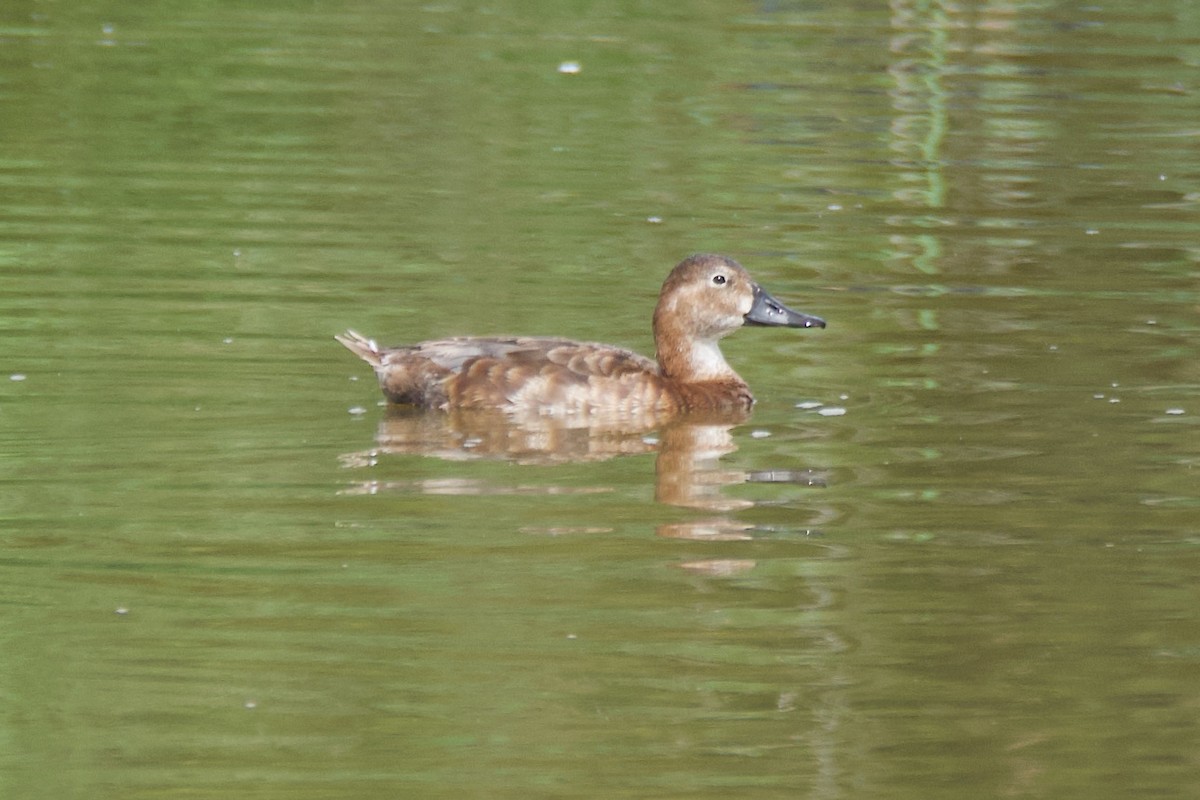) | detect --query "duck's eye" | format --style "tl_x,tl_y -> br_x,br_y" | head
712,274 -> 727,286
